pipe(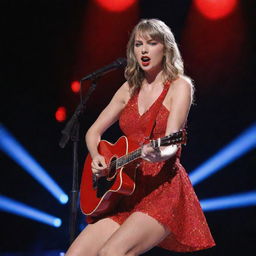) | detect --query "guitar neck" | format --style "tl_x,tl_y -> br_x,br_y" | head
115,148 -> 142,169
112,130 -> 186,170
